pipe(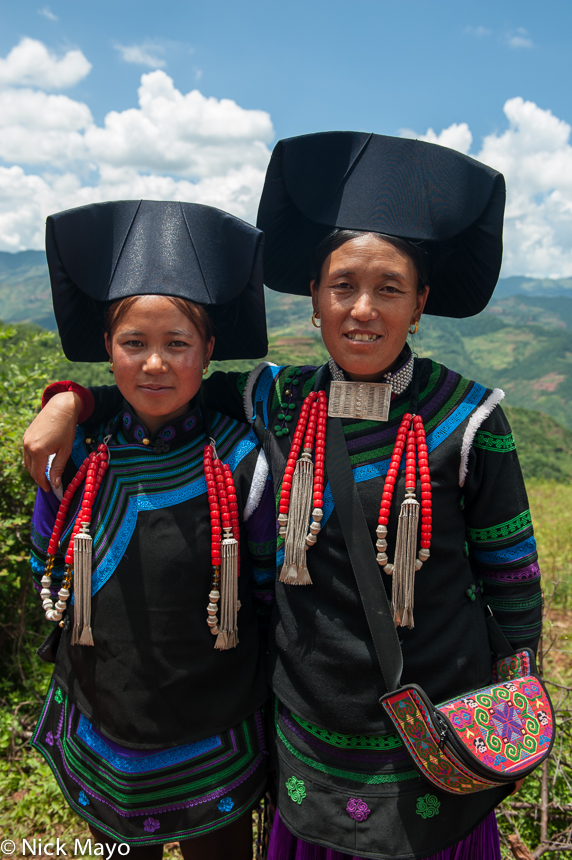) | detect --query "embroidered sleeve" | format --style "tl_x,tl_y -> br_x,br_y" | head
30,487 -> 65,608
462,405 -> 542,654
